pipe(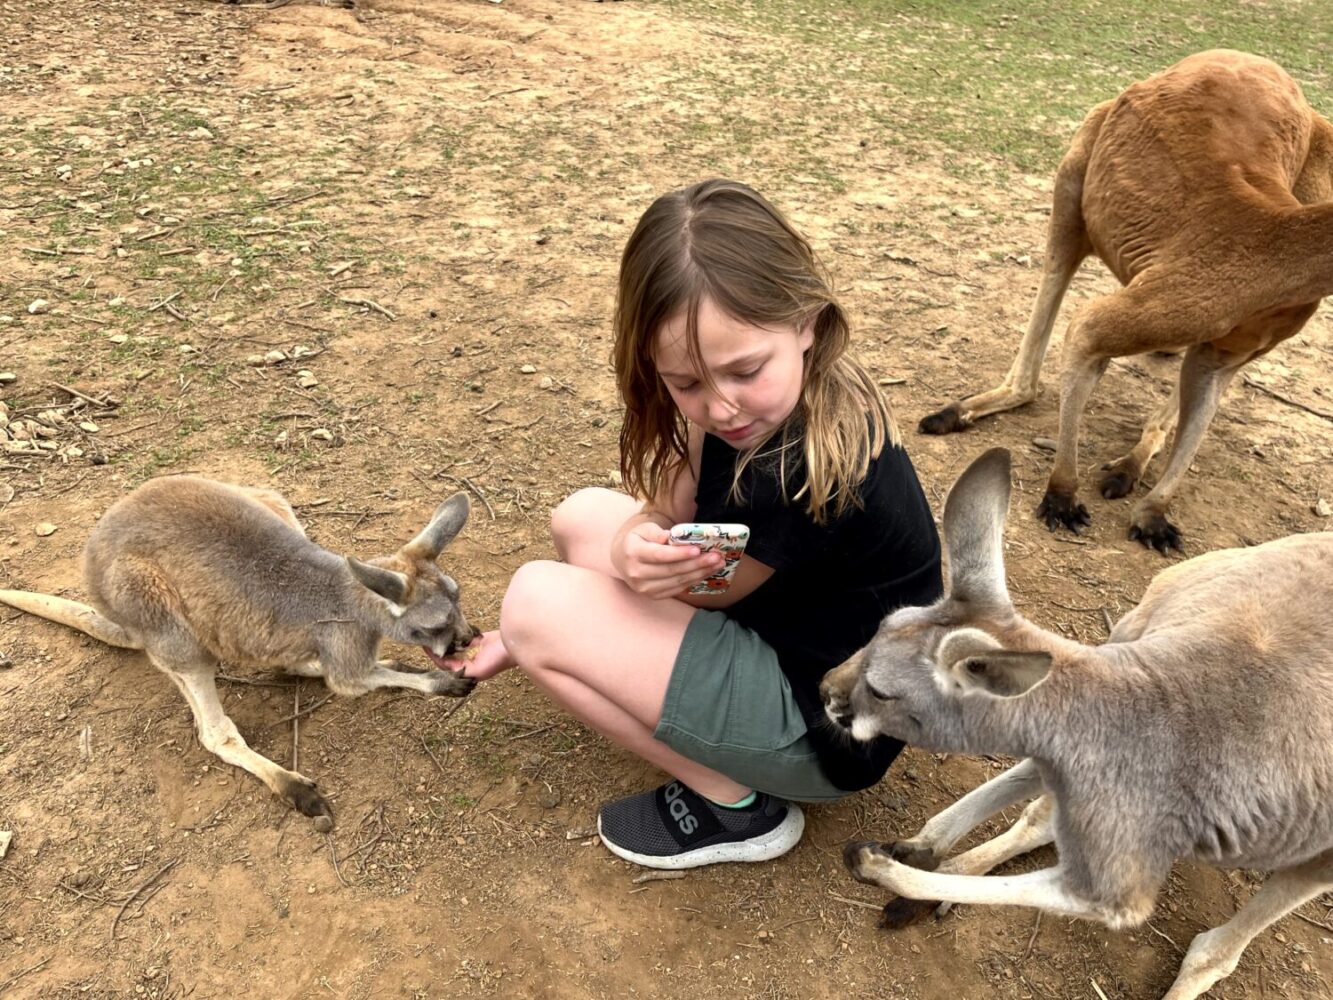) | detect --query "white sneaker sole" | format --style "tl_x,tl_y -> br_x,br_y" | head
598,803 -> 805,870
